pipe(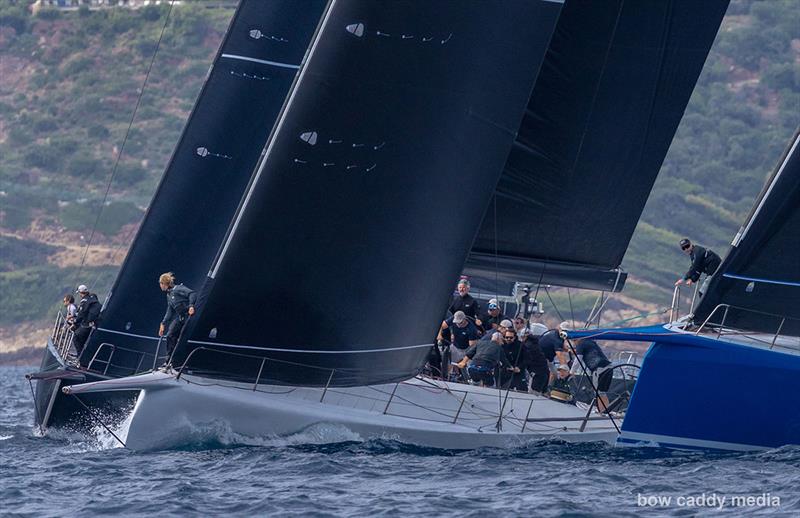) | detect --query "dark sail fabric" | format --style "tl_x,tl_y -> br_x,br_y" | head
466,0 -> 730,292
693,129 -> 800,336
177,0 -> 564,386
82,0 -> 327,374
